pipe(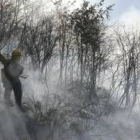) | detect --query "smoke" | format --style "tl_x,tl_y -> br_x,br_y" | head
92,109 -> 140,140
0,67 -> 139,140
0,106 -> 31,140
